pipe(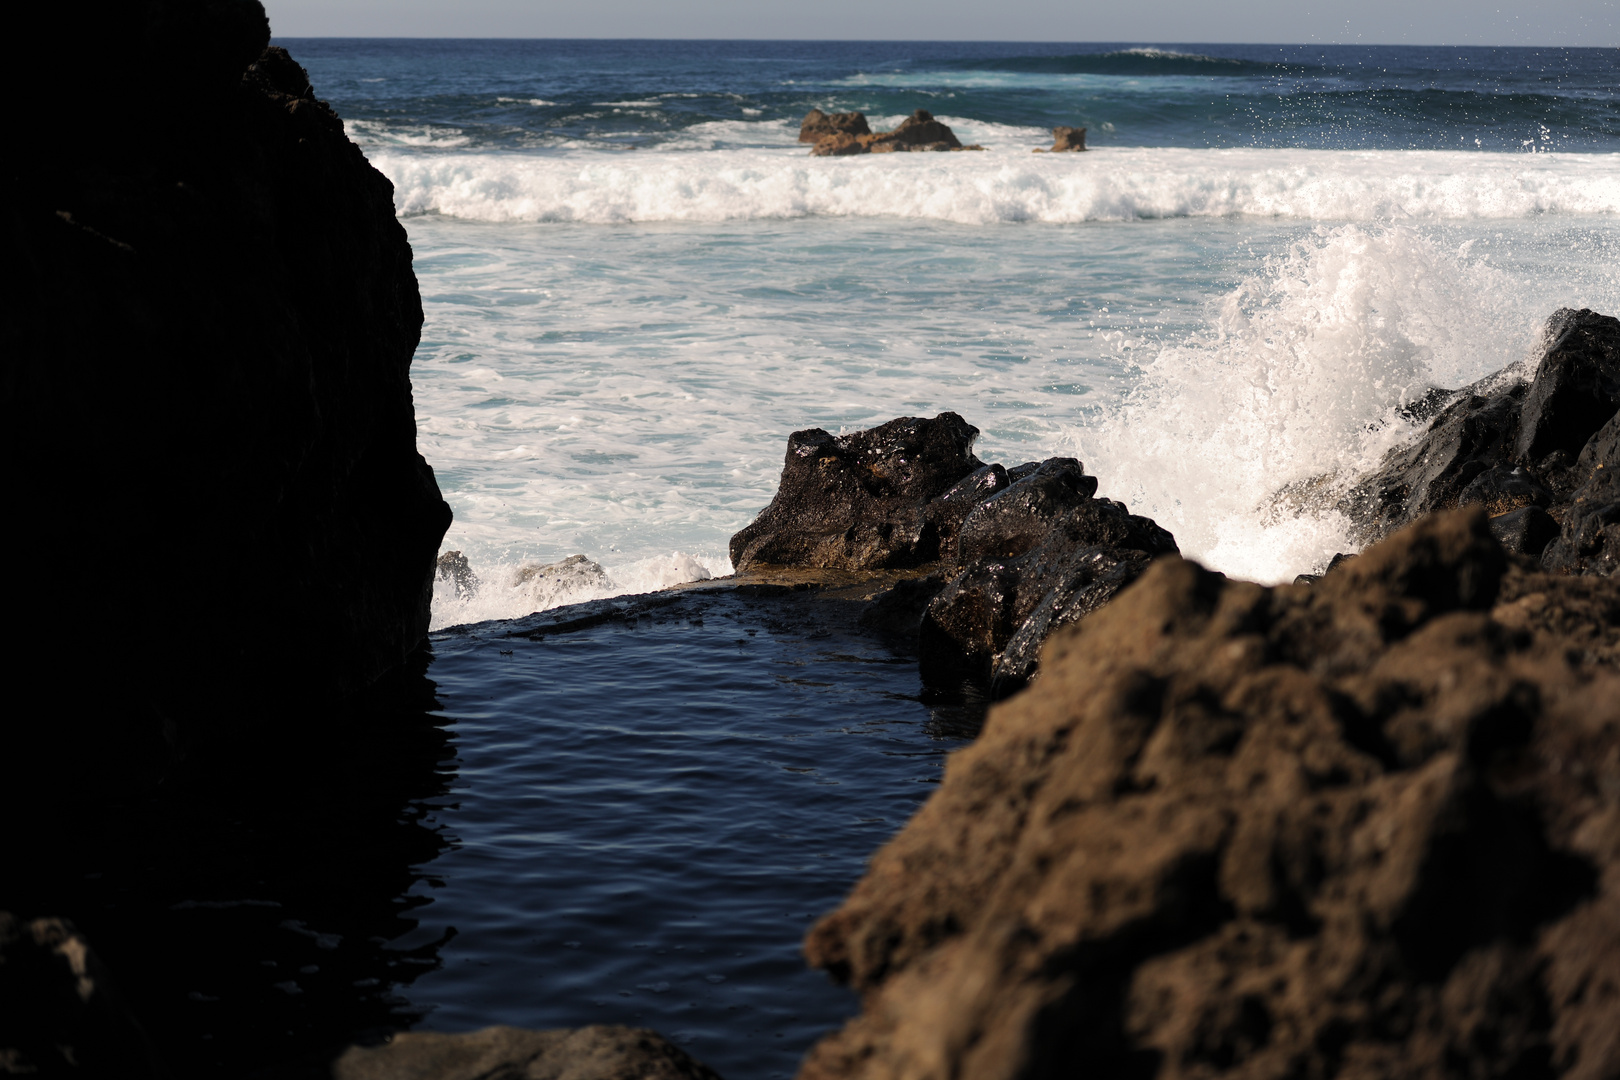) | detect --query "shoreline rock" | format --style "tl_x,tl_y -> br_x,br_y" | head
1337,308 -> 1619,572
799,508 -> 1620,1080
8,2 -> 451,794
800,108 -> 872,143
